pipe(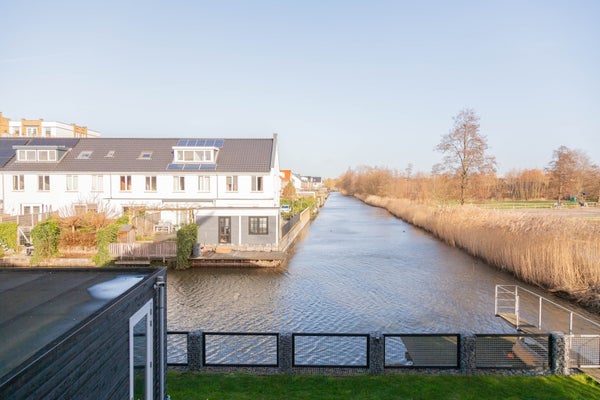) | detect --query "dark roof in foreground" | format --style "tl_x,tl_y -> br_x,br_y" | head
0,268 -> 153,385
0,136 -> 275,173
